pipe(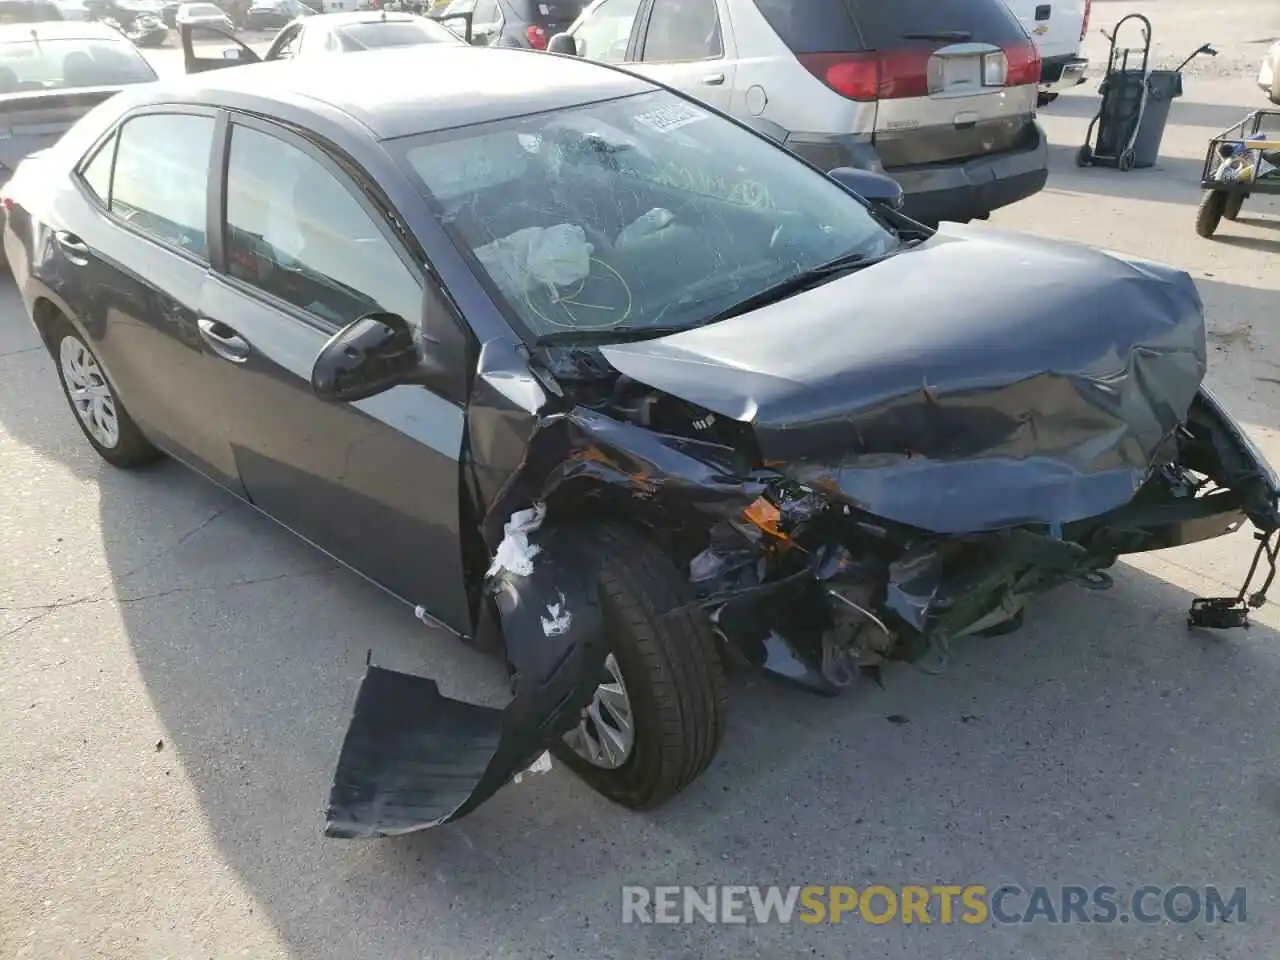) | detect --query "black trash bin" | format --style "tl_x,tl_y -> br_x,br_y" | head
1131,69 -> 1184,168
